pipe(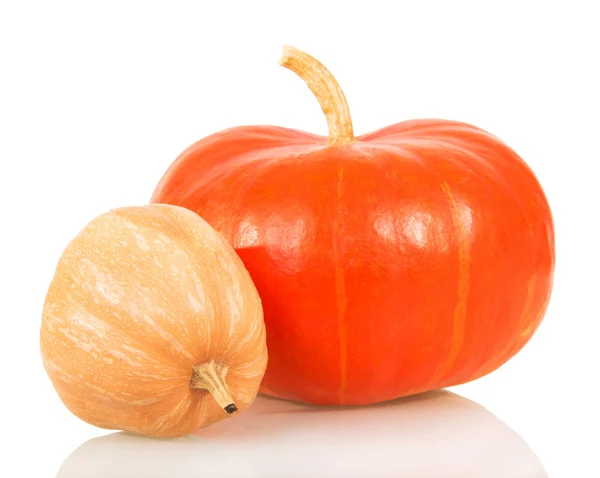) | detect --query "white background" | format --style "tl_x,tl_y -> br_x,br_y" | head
1,1 -> 598,476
